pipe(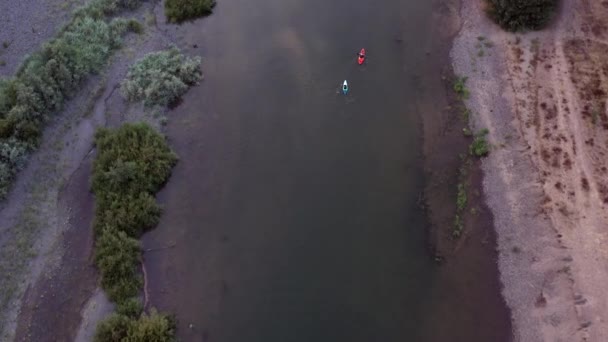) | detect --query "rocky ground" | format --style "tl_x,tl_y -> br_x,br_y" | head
452,0 -> 608,340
